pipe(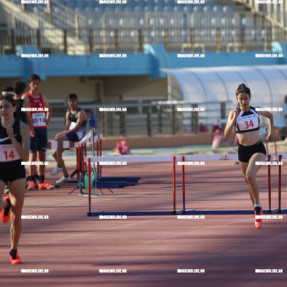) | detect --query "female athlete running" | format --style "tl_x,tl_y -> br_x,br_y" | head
0,96 -> 29,263
224,83 -> 274,229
